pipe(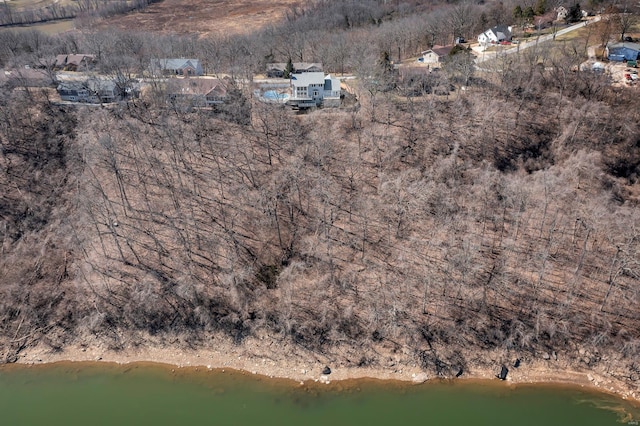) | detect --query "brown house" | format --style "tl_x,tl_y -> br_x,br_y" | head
53,54 -> 96,71
165,78 -> 227,108
266,62 -> 323,78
